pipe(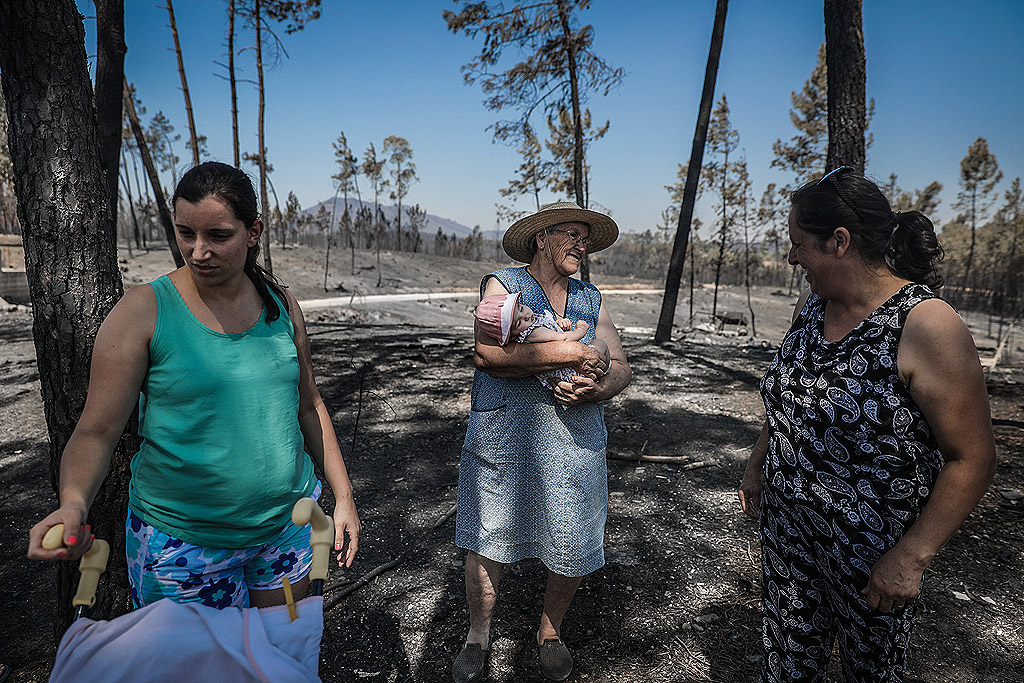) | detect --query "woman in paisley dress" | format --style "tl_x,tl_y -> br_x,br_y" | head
452,201 -> 632,683
739,167 -> 996,682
